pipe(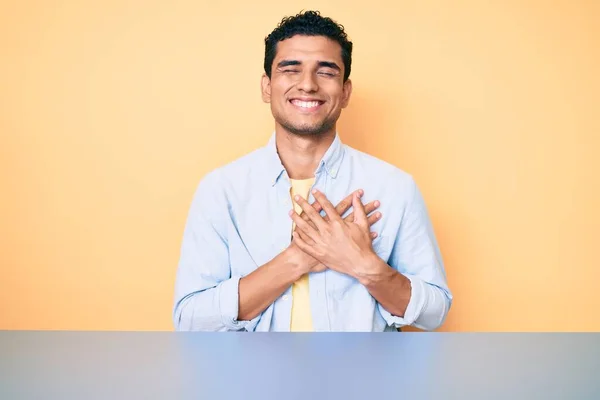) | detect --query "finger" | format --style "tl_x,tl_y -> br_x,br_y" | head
312,189 -> 343,223
300,201 -> 323,223
294,195 -> 327,231
289,209 -> 320,242
296,226 -> 316,245
306,190 -> 363,223
367,211 -> 382,226
344,199 -> 380,223
370,231 -> 378,241
335,189 -> 363,221
312,200 -> 323,214
294,218 -> 320,234
351,192 -> 368,227
292,231 -> 318,258
364,199 -> 380,215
